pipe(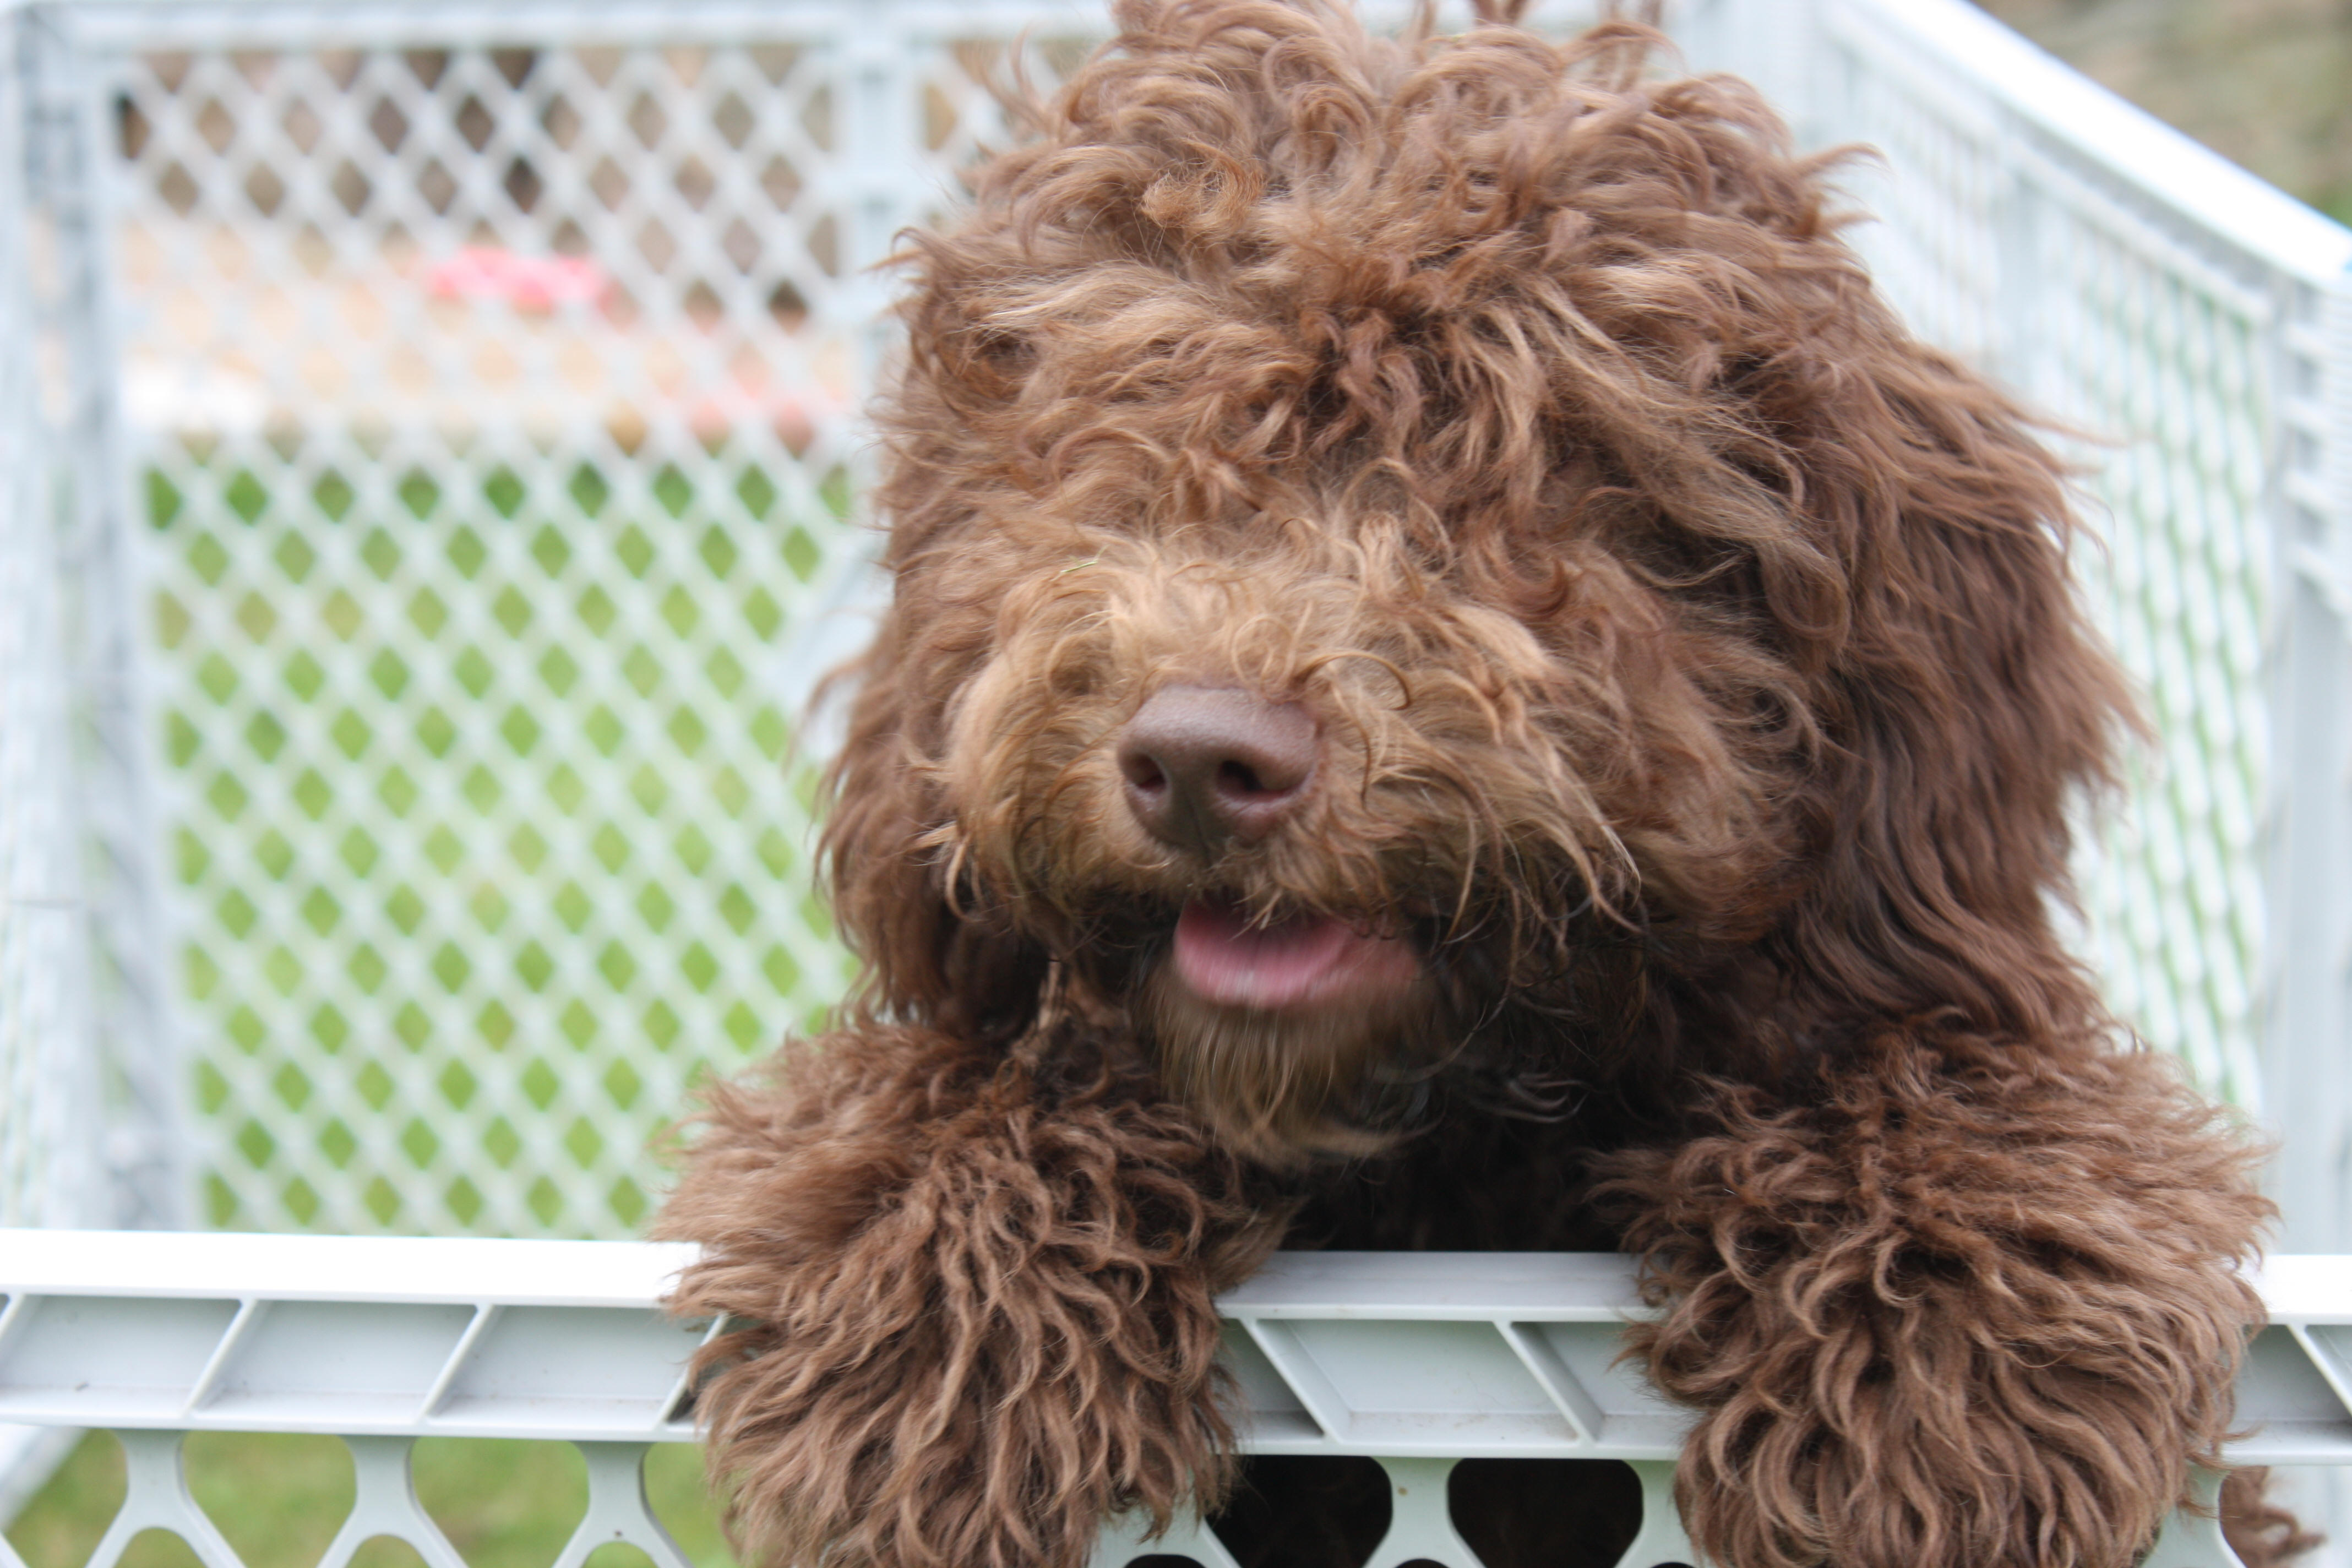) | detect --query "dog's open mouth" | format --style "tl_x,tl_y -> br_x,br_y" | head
1169,896 -> 1422,1013
1143,896 -> 1437,1164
